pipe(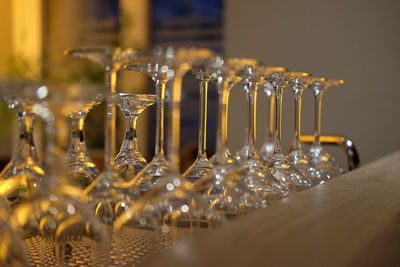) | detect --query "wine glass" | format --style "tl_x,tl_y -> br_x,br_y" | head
113,171 -> 222,265
307,78 -> 345,179
229,65 -> 290,205
12,92 -> 112,266
0,199 -> 29,266
63,83 -> 103,189
259,81 -> 276,162
0,78 -> 45,206
286,77 -> 325,185
167,48 -> 215,171
65,47 -> 137,173
194,58 -> 265,219
182,57 -> 217,183
114,93 -> 157,181
265,72 -> 313,193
